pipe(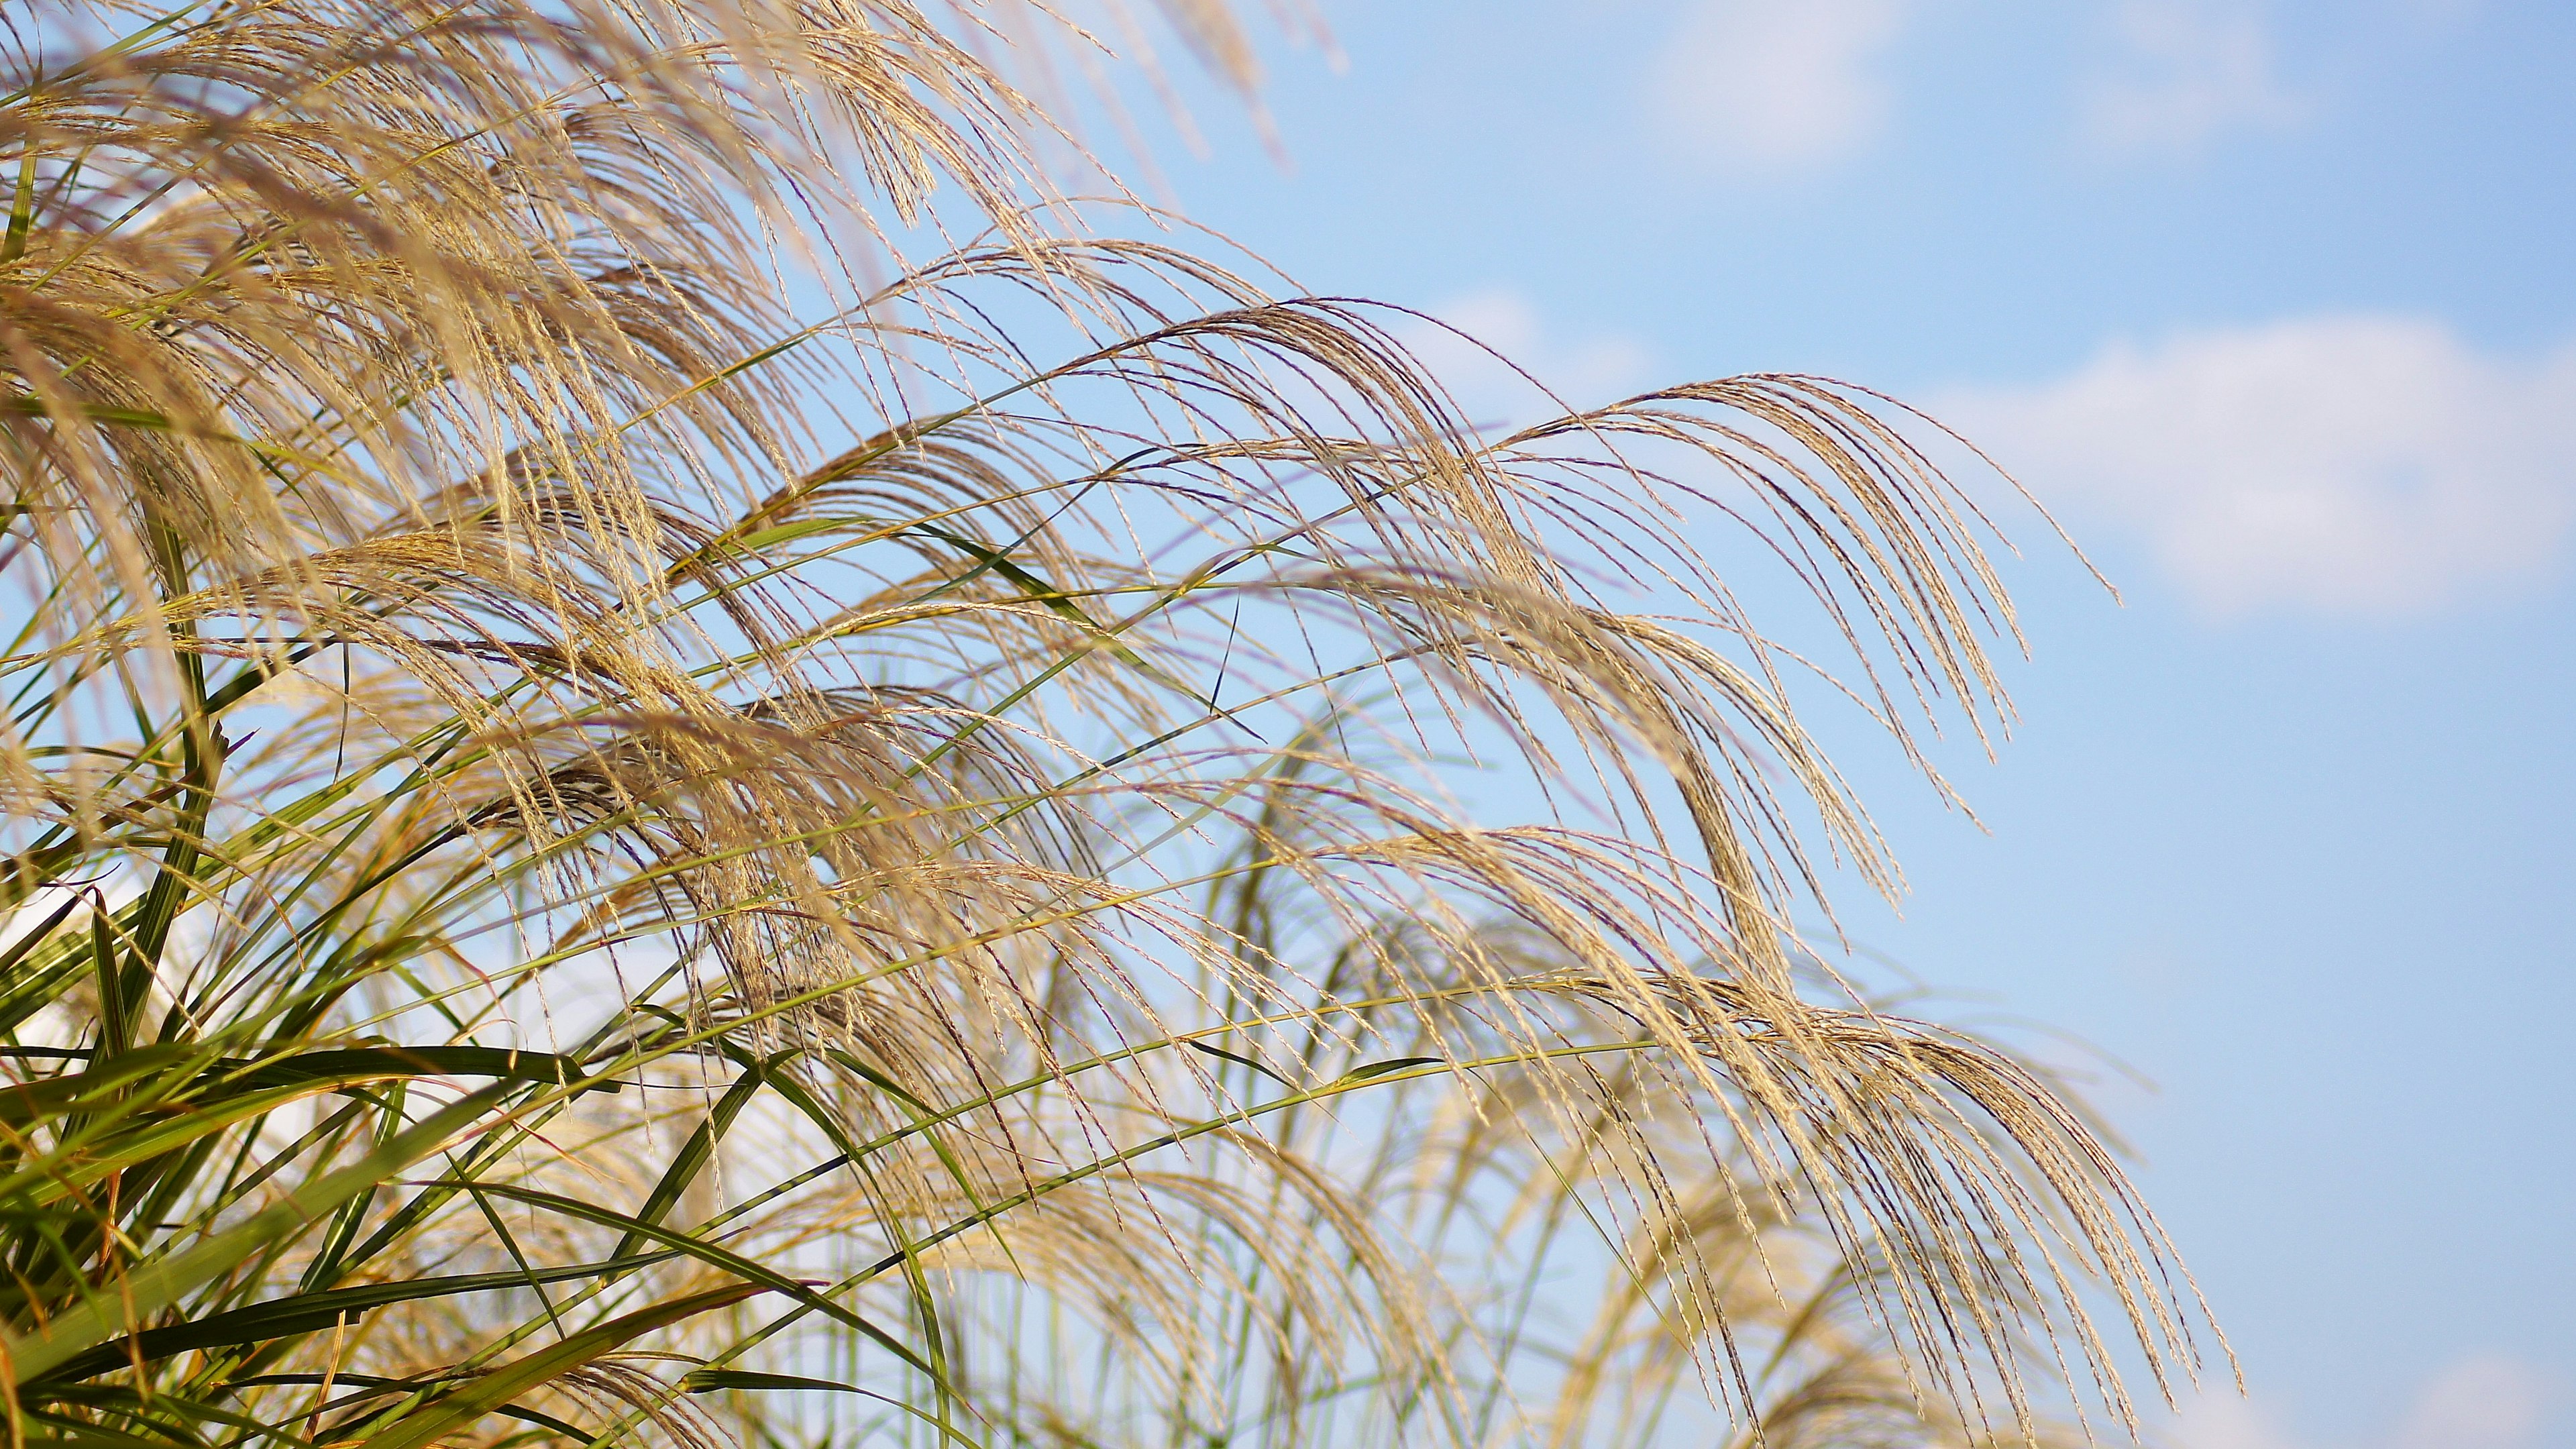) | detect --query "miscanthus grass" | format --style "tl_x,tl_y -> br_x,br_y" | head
0,4 -> 2225,1446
